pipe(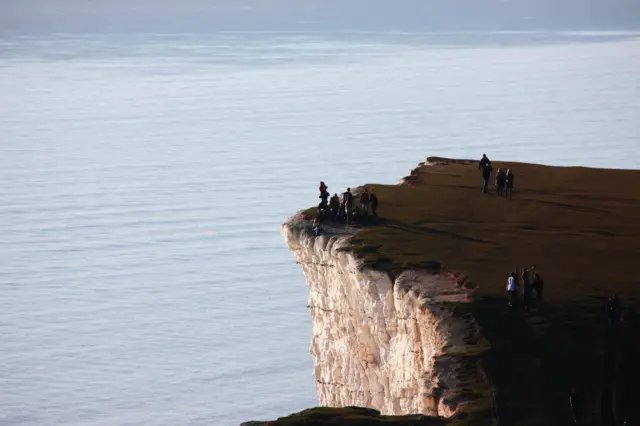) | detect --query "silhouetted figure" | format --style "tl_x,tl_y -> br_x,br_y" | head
312,217 -> 323,237
370,193 -> 379,217
342,188 -> 353,224
479,153 -> 491,170
507,271 -> 518,307
570,387 -> 583,424
481,162 -> 493,194
606,294 -> 622,327
522,266 -> 536,311
319,181 -> 329,209
360,187 -> 370,215
505,169 -> 515,199
329,194 -> 340,220
495,168 -> 506,196
532,273 -> 544,303
319,181 -> 328,195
